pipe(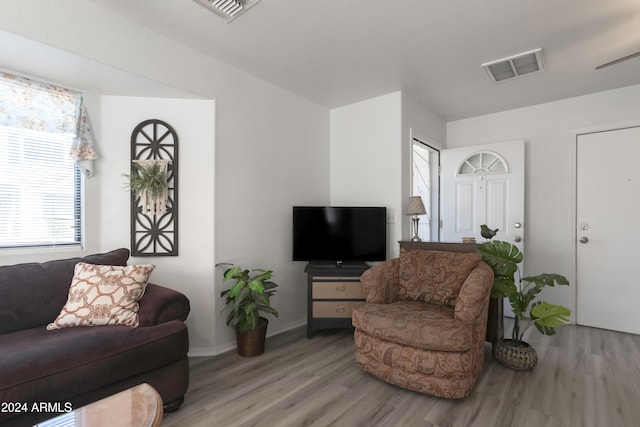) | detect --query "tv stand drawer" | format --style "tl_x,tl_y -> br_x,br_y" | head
305,263 -> 369,338
312,281 -> 364,299
312,301 -> 362,318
